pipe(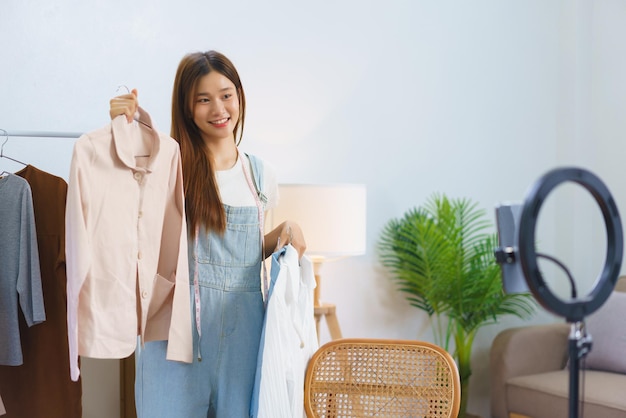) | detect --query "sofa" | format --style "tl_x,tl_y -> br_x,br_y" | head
490,276 -> 626,418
